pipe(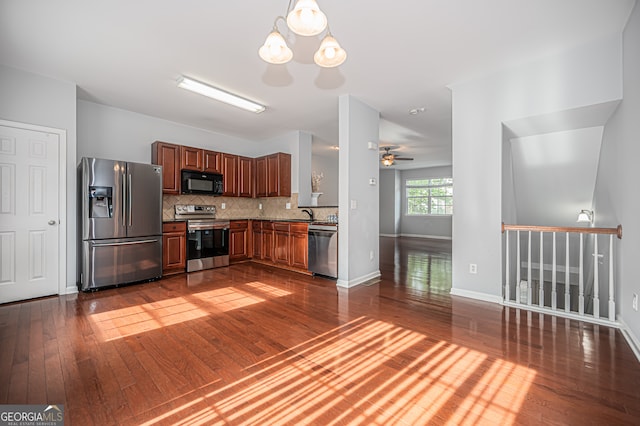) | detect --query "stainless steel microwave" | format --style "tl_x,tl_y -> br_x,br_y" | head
181,170 -> 223,195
